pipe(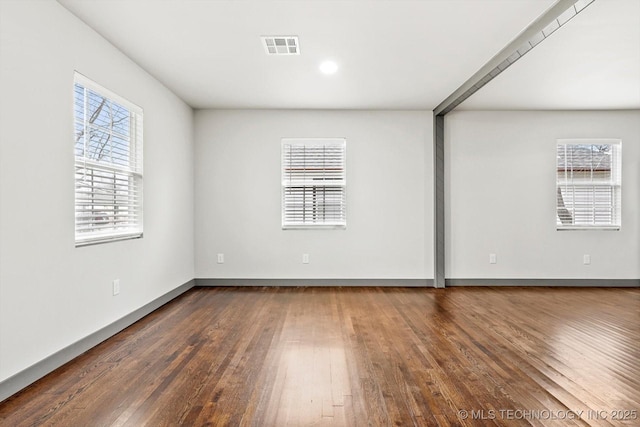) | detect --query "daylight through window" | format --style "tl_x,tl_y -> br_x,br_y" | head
282,138 -> 346,229
74,73 -> 143,245
556,139 -> 621,230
